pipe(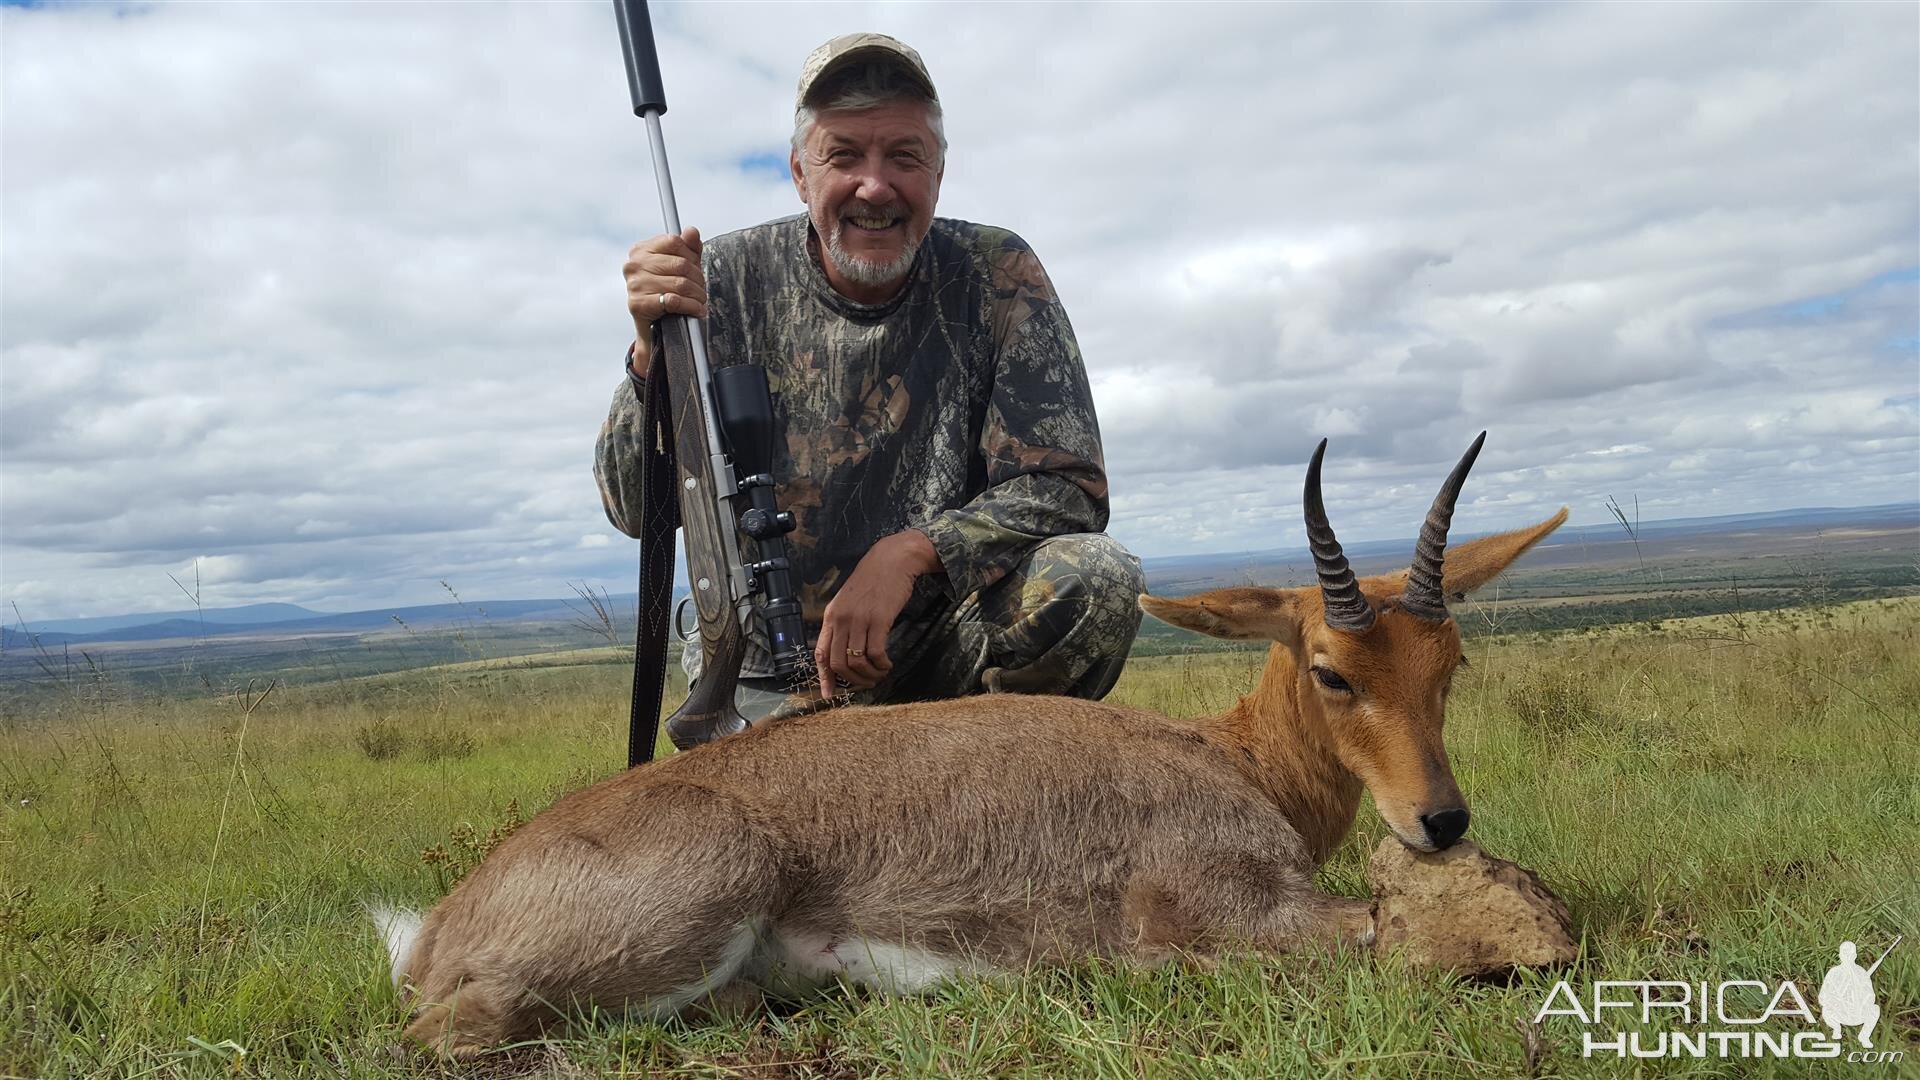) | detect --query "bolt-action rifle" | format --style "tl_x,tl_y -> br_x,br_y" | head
613,0 -> 811,765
